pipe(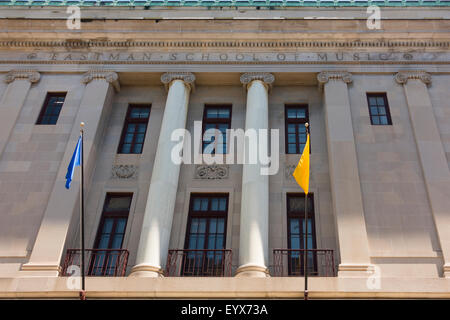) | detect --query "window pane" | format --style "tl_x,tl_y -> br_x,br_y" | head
369,97 -> 377,106
296,108 -> 306,118
209,218 -> 217,233
217,219 -> 225,233
372,117 -> 380,125
287,124 -> 296,133
106,196 -> 132,211
376,97 -> 385,106
380,116 -> 388,125
37,93 -> 66,125
287,109 -> 297,118
370,106 -> 378,115
288,144 -> 297,154
378,107 -> 386,115
211,198 -> 219,211
219,198 -> 227,211
190,218 -> 199,233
